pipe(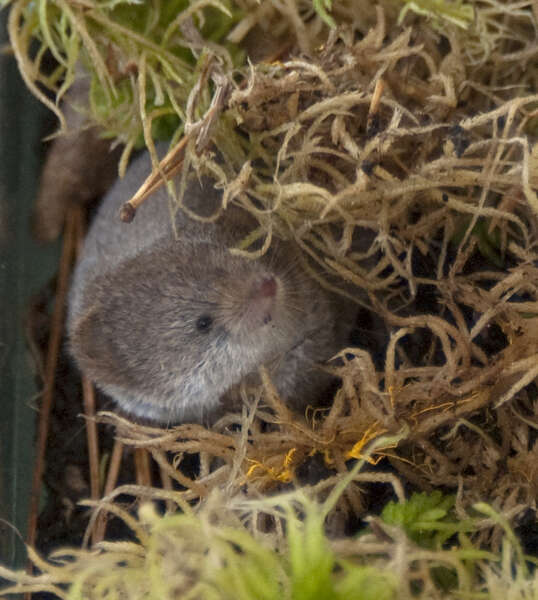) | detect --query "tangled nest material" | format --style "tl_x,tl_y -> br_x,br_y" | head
118,0 -> 538,520
3,456 -> 538,599
2,0 -> 538,597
